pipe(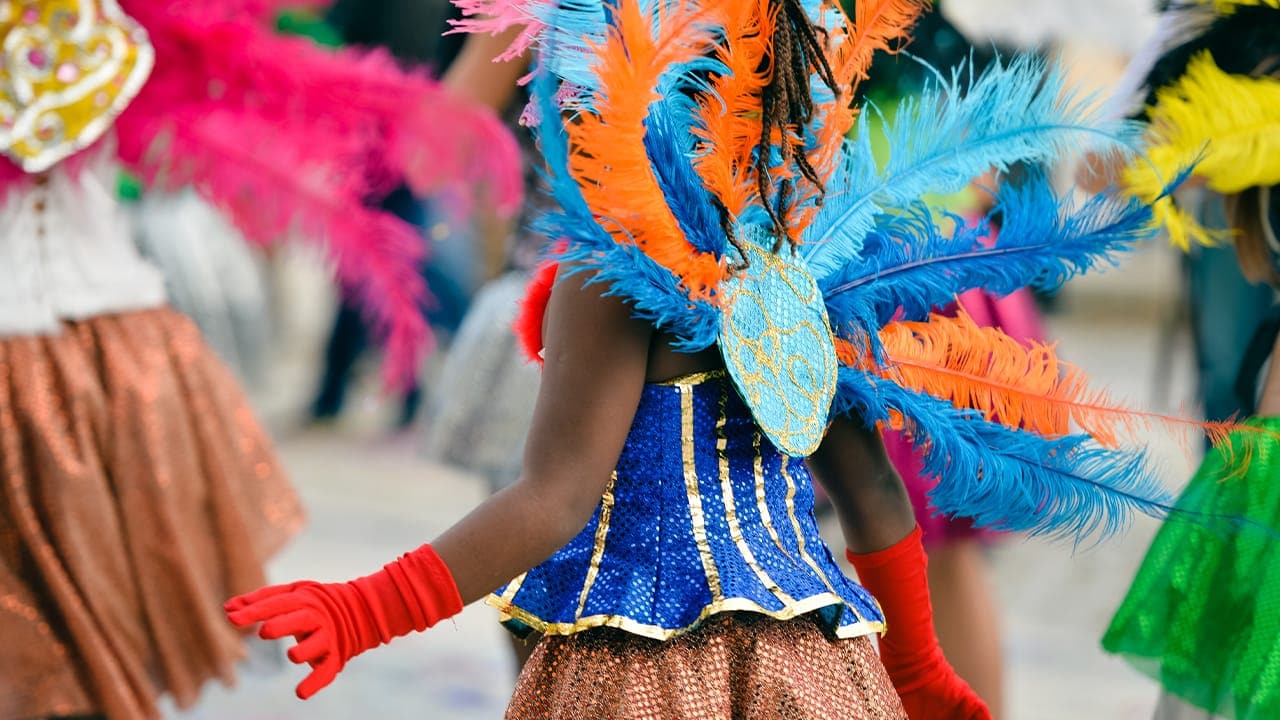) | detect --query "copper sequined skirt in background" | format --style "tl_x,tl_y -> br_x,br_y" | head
506,612 -> 907,720
0,307 -> 304,719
